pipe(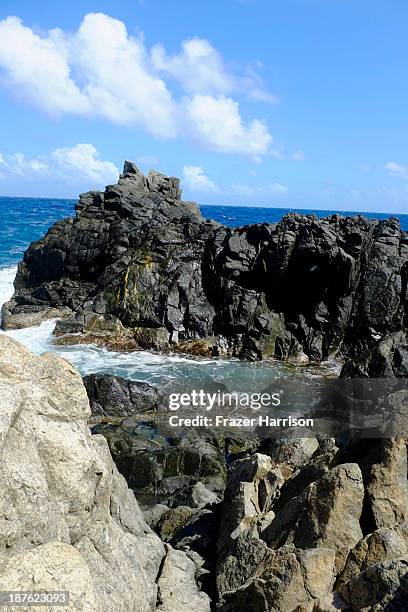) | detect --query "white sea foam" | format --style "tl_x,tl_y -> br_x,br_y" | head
0,265 -> 283,387
0,266 -> 17,316
0,265 -> 338,388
